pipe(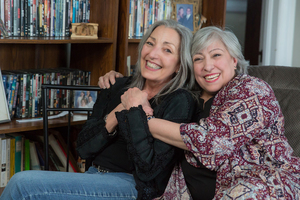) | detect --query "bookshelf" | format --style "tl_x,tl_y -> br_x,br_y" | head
0,0 -> 119,86
0,0 -> 119,192
0,0 -> 119,134
116,0 -> 227,75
